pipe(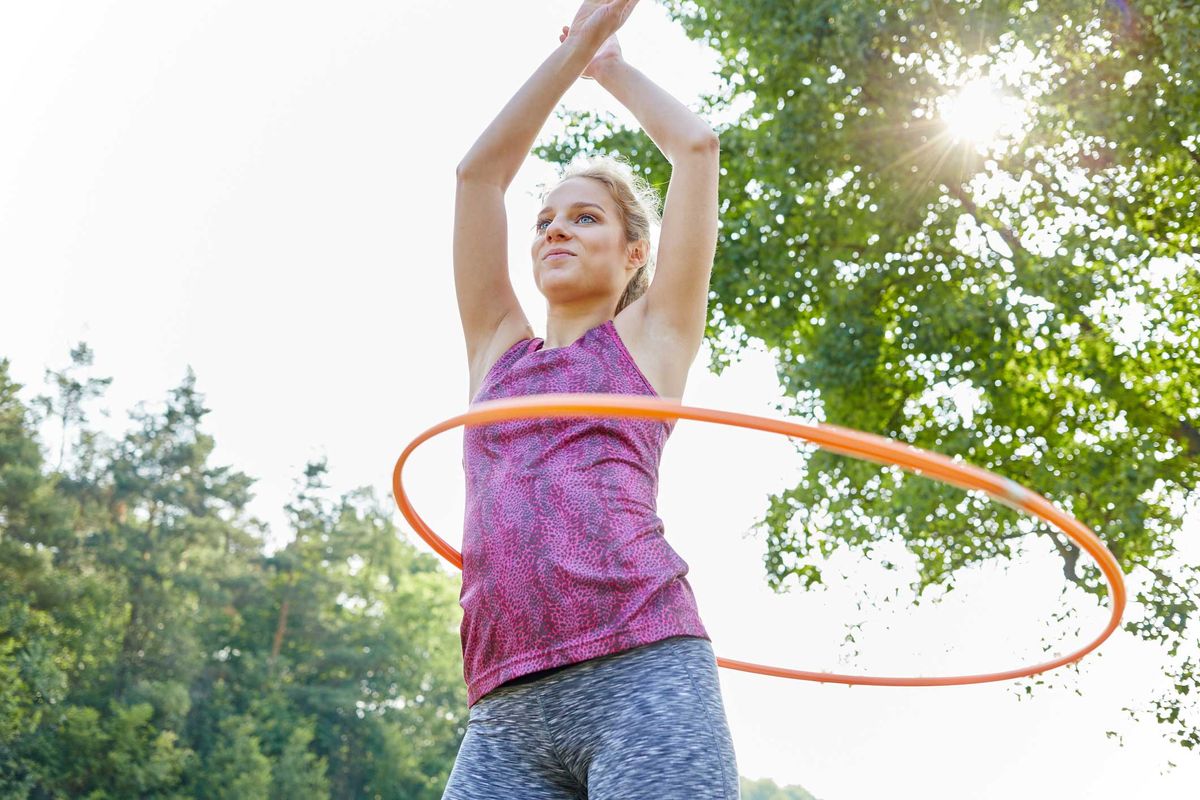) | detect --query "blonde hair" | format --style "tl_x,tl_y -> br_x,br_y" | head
541,154 -> 662,316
